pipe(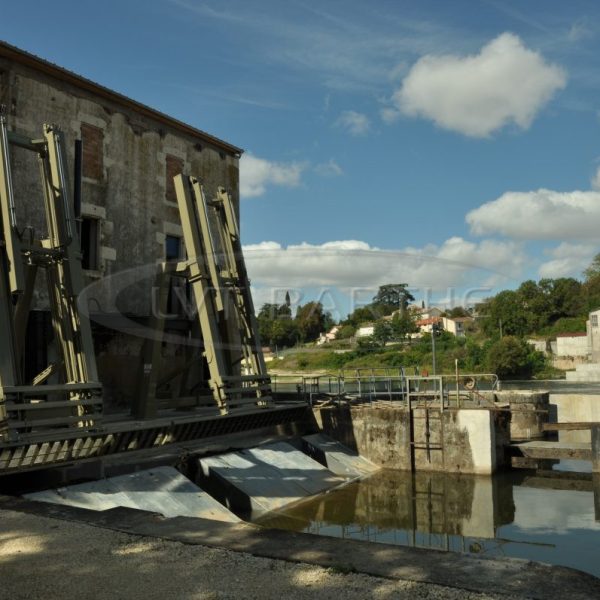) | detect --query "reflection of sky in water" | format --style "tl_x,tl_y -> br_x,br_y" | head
496,486 -> 600,577
258,470 -> 600,578
554,459 -> 592,473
